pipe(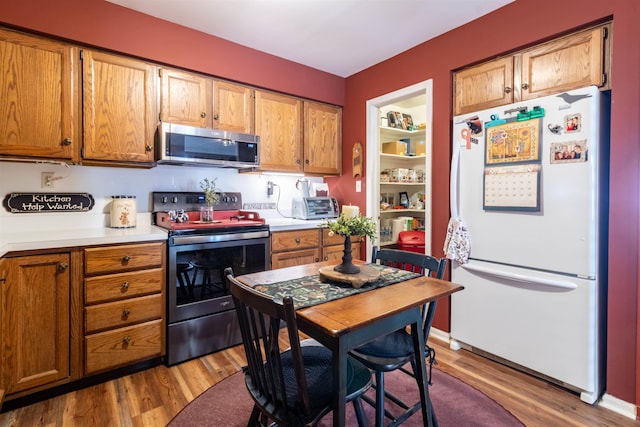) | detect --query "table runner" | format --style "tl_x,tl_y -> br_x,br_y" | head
253,264 -> 421,309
